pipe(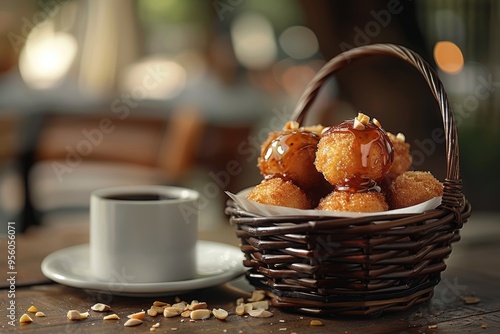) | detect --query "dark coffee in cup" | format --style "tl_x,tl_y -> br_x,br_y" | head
103,193 -> 178,201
